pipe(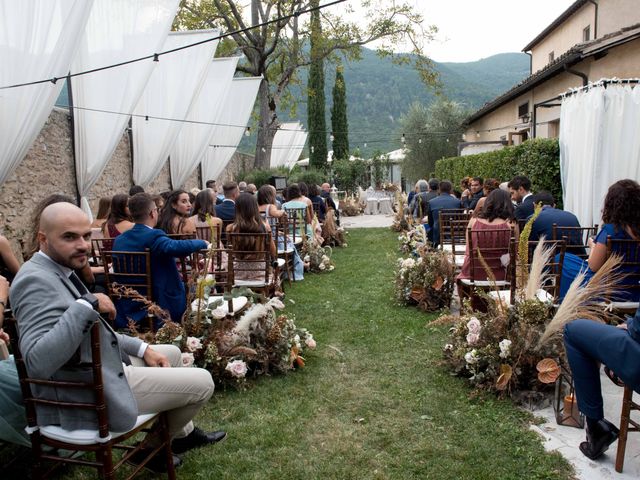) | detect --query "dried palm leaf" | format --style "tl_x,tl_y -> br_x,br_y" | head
524,235 -> 554,301
538,254 -> 625,347
496,364 -> 512,390
536,358 -> 560,383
